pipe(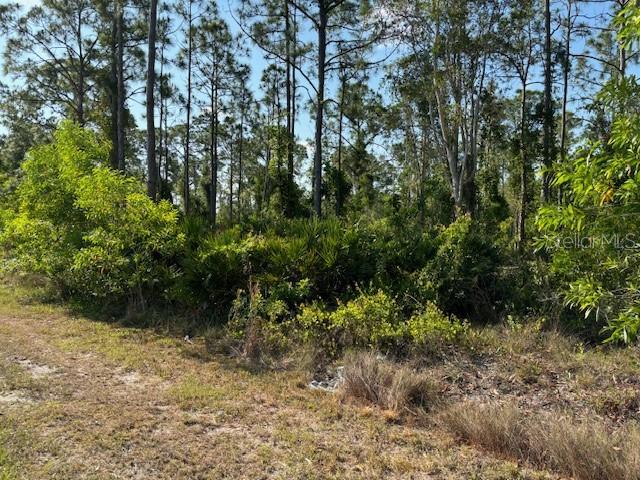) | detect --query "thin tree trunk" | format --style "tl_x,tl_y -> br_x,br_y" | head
262,148 -> 271,211
184,0 -> 193,214
109,11 -> 119,169
116,0 -> 126,171
517,82 -> 528,246
618,0 -> 628,79
418,119 -> 427,226
463,57 -> 486,216
291,7 -> 297,178
76,5 -> 85,126
275,75 -> 283,175
157,39 -> 165,194
542,0 -> 553,203
559,2 -> 572,205
229,139 -> 233,222
313,6 -> 327,217
164,97 -> 169,184
285,0 -> 294,198
237,99 -> 244,222
336,69 -> 345,216
433,84 -> 461,212
146,0 -> 158,200
210,81 -> 218,226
